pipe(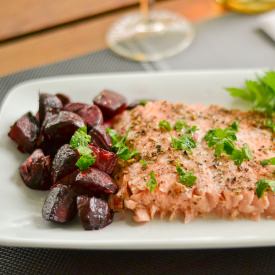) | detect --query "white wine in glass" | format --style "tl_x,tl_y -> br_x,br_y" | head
106,0 -> 194,62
